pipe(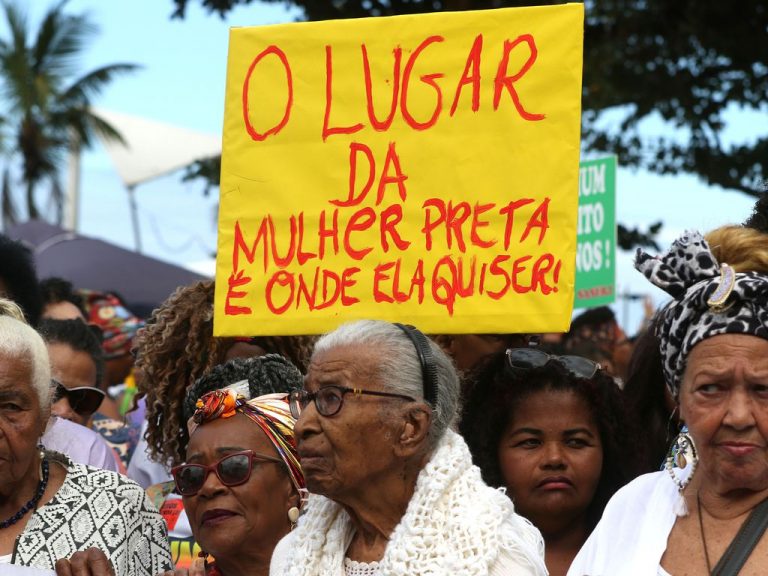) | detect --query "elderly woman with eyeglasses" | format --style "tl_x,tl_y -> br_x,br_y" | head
0,298 -> 172,574
156,354 -> 306,576
270,320 -> 546,576
568,227 -> 768,576
460,348 -> 635,576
